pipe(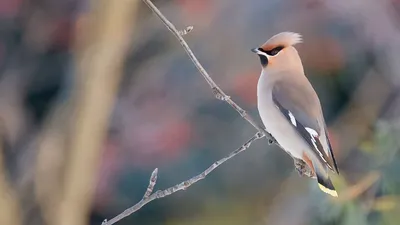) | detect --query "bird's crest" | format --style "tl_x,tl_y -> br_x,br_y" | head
260,32 -> 302,51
